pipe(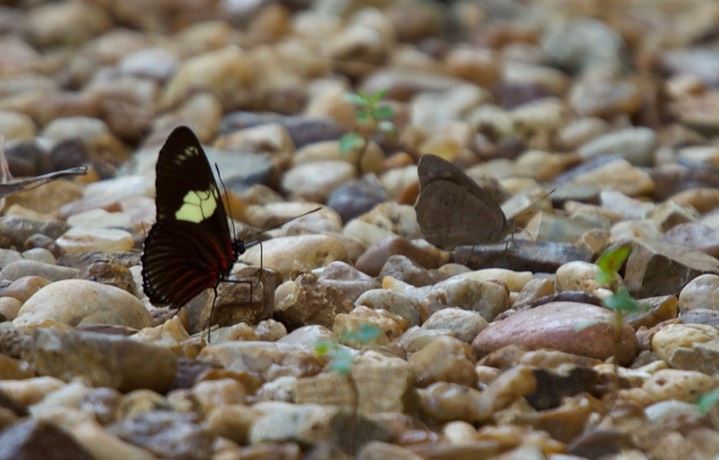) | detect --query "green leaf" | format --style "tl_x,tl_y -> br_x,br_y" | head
339,132 -> 364,155
356,109 -> 371,122
343,324 -> 381,343
314,339 -> 335,355
369,88 -> 387,104
603,287 -> 645,313
345,93 -> 367,107
698,389 -> 719,414
329,348 -> 354,376
596,245 -> 632,284
378,120 -> 396,135
373,105 -> 394,120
